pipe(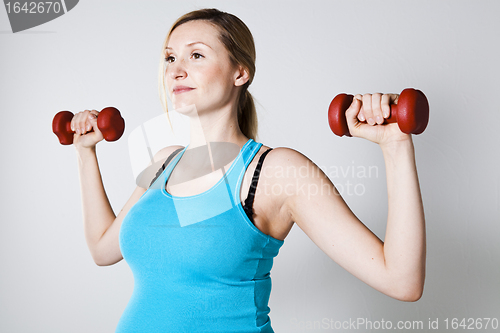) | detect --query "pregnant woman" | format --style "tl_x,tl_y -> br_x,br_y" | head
70,8 -> 426,332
